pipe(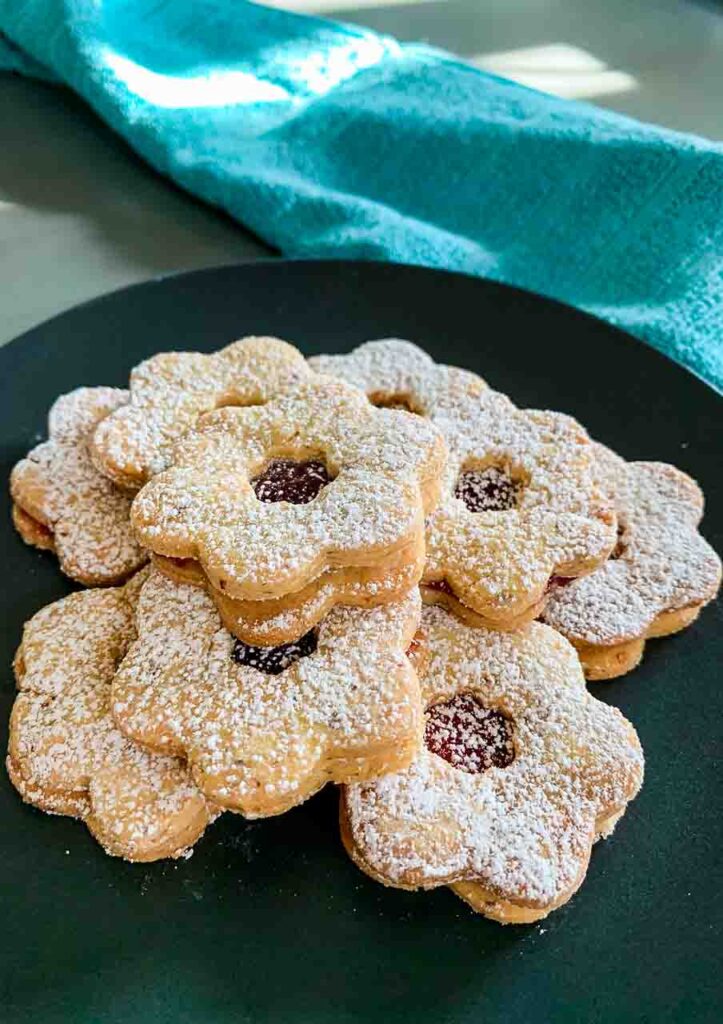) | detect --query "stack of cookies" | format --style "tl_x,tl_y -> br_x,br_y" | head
8,337 -> 720,925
